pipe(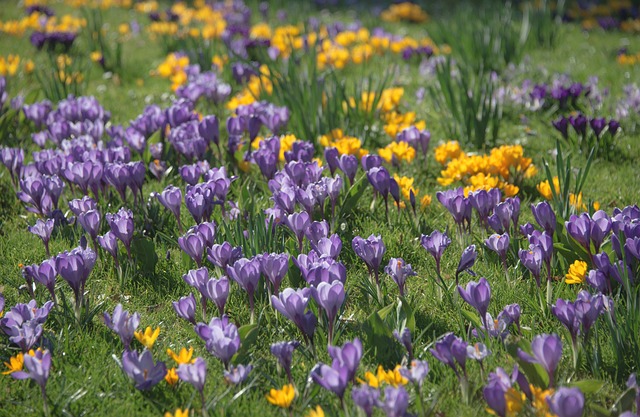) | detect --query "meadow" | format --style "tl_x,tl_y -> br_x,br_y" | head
1,1 -> 640,416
